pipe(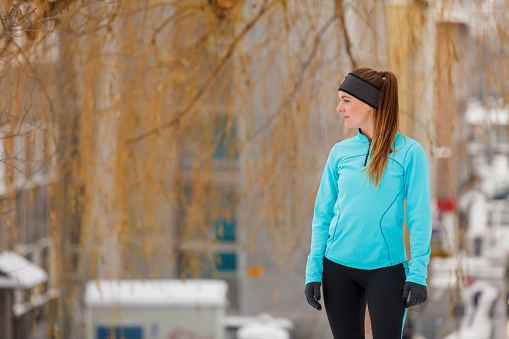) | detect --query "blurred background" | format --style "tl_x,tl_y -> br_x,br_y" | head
0,0 -> 508,338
